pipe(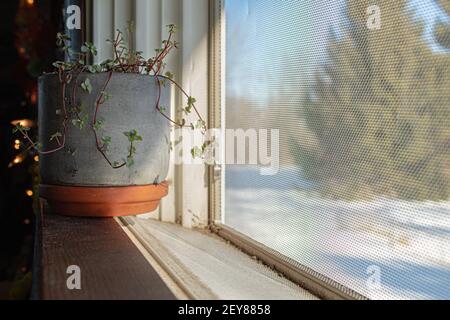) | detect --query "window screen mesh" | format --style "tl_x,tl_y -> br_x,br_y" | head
224,0 -> 450,299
